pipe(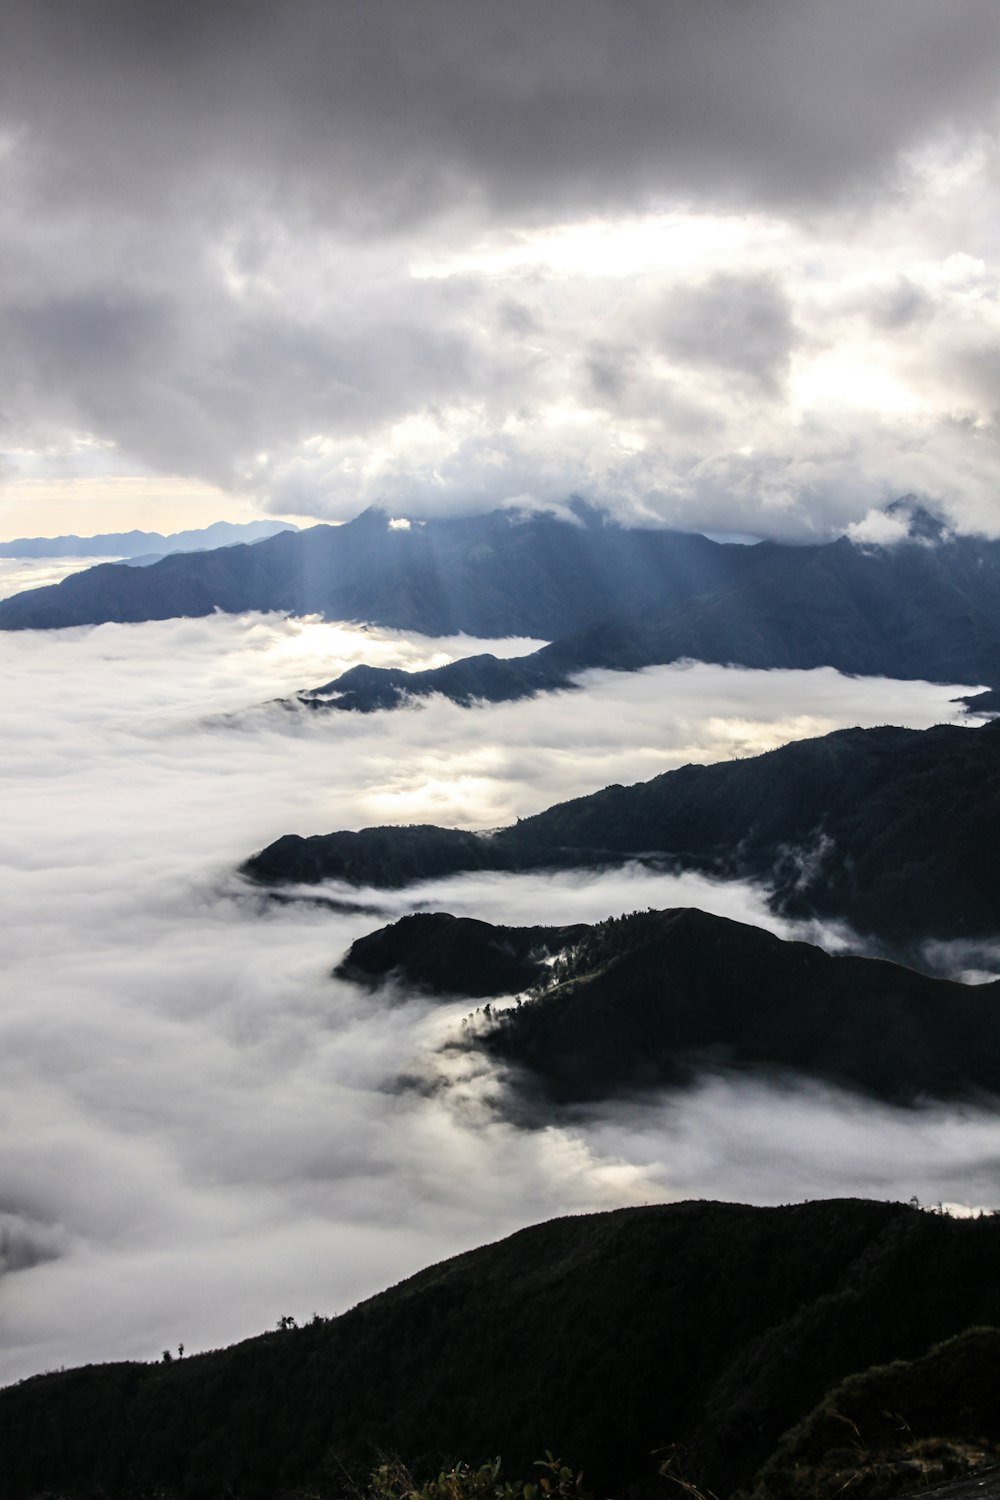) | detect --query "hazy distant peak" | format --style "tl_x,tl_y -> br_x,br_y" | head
698,529 -> 763,546
567,496 -> 618,529
0,518 -> 298,560
883,494 -> 952,542
351,504 -> 390,525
